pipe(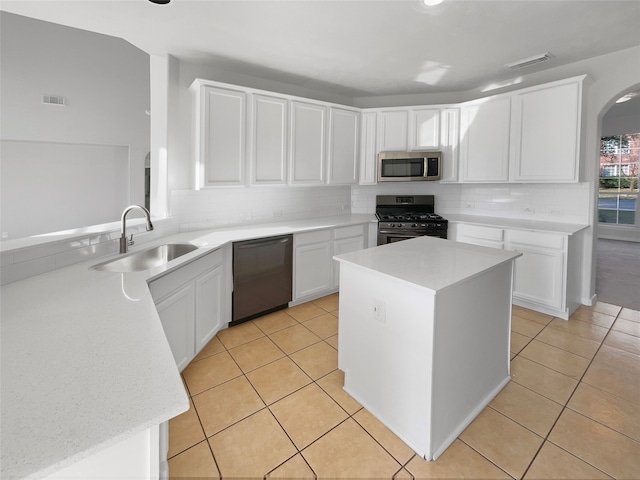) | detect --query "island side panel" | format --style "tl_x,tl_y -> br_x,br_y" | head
430,261 -> 514,460
338,262 -> 435,458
